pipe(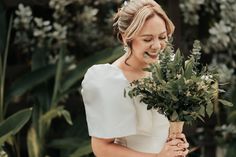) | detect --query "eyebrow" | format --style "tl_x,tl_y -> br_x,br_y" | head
140,31 -> 167,37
